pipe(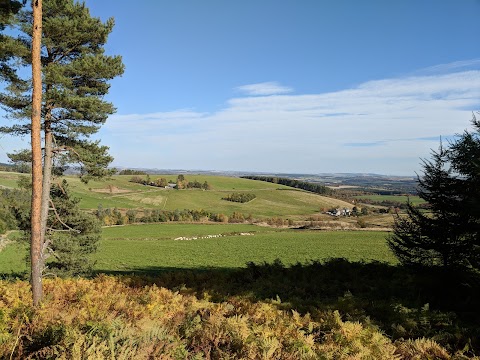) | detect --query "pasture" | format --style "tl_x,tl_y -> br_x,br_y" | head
0,223 -> 395,276
0,171 -> 21,188
354,194 -> 425,206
